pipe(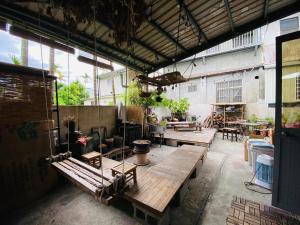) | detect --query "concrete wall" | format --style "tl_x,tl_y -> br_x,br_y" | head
54,106 -> 117,139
